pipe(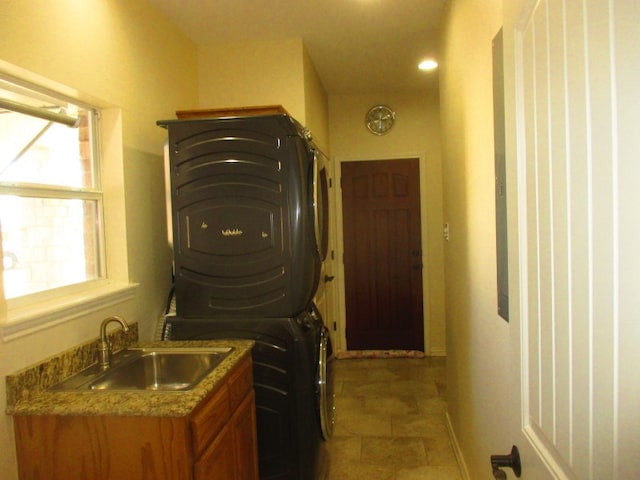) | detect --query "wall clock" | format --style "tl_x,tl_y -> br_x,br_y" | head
365,105 -> 395,135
